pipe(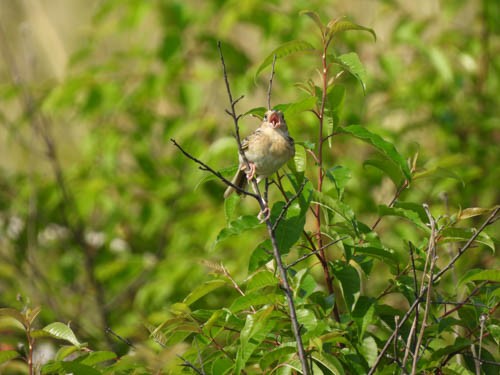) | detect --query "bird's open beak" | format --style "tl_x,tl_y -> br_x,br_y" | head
269,112 -> 281,128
